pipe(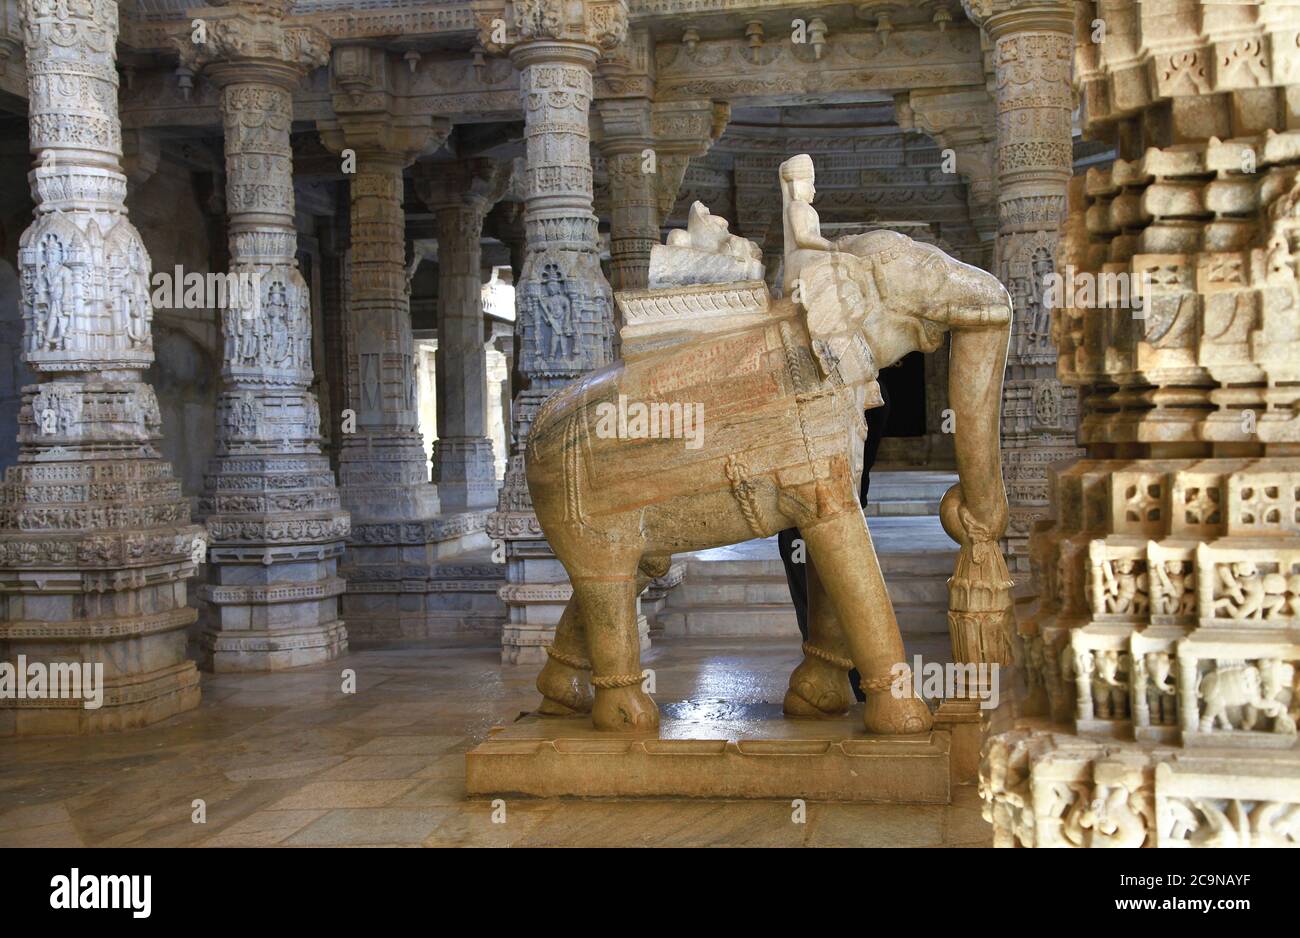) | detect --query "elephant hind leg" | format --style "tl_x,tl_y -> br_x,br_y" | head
537,595 -> 594,716
784,552 -> 853,718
